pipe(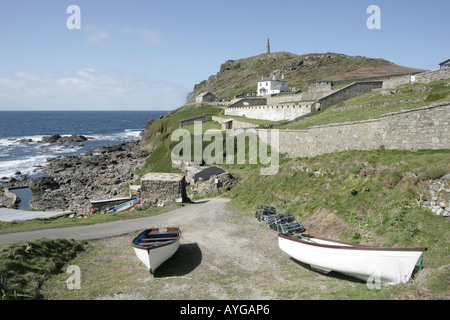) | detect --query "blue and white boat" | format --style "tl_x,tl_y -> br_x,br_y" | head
132,227 -> 181,274
104,198 -> 141,213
